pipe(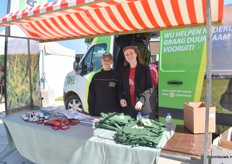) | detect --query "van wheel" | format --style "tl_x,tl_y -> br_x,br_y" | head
65,95 -> 83,112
